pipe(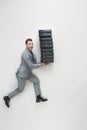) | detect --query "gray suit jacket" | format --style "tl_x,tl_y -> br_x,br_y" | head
16,48 -> 40,78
